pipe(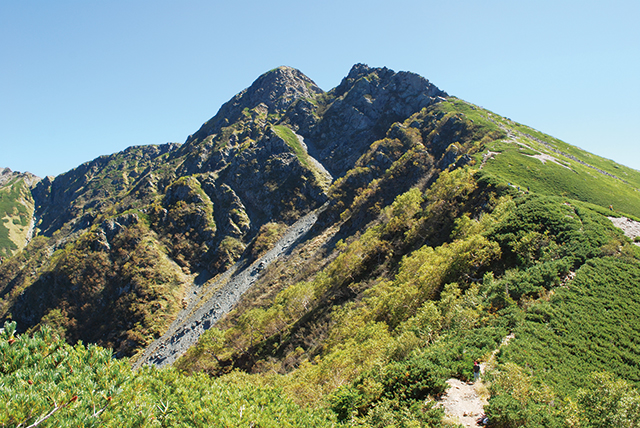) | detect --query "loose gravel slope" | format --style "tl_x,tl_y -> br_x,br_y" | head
133,203 -> 328,369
